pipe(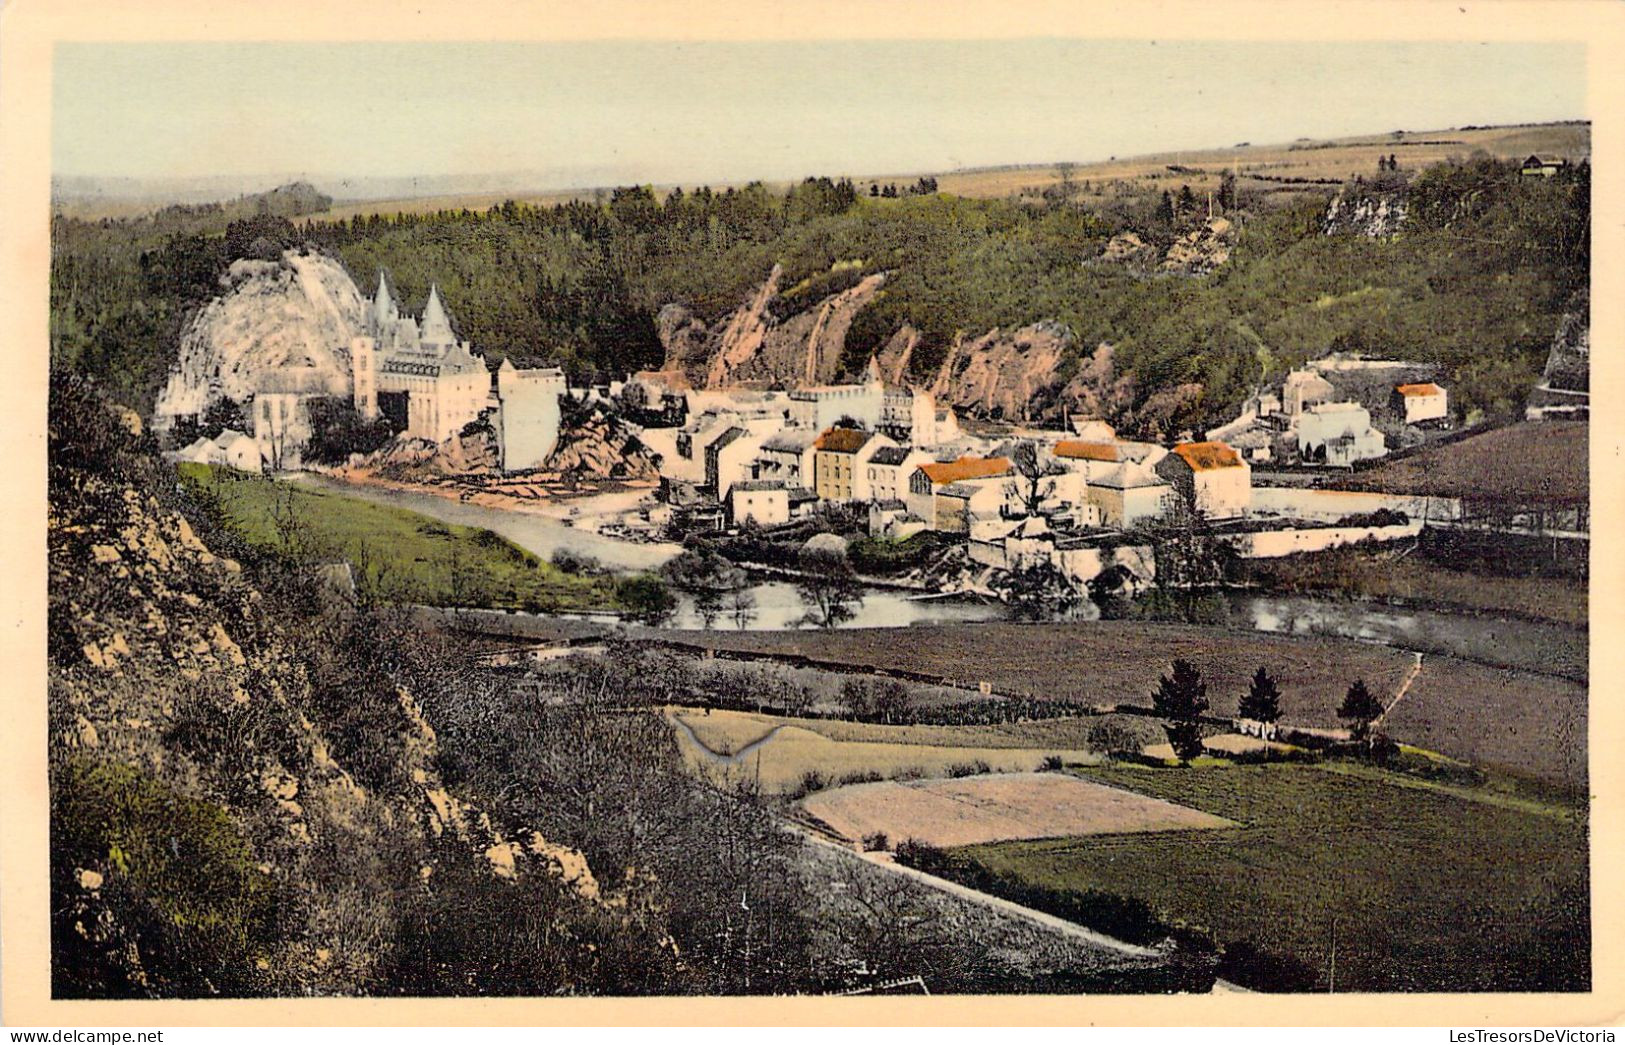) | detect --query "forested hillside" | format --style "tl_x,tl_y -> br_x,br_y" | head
51,140 -> 1588,440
